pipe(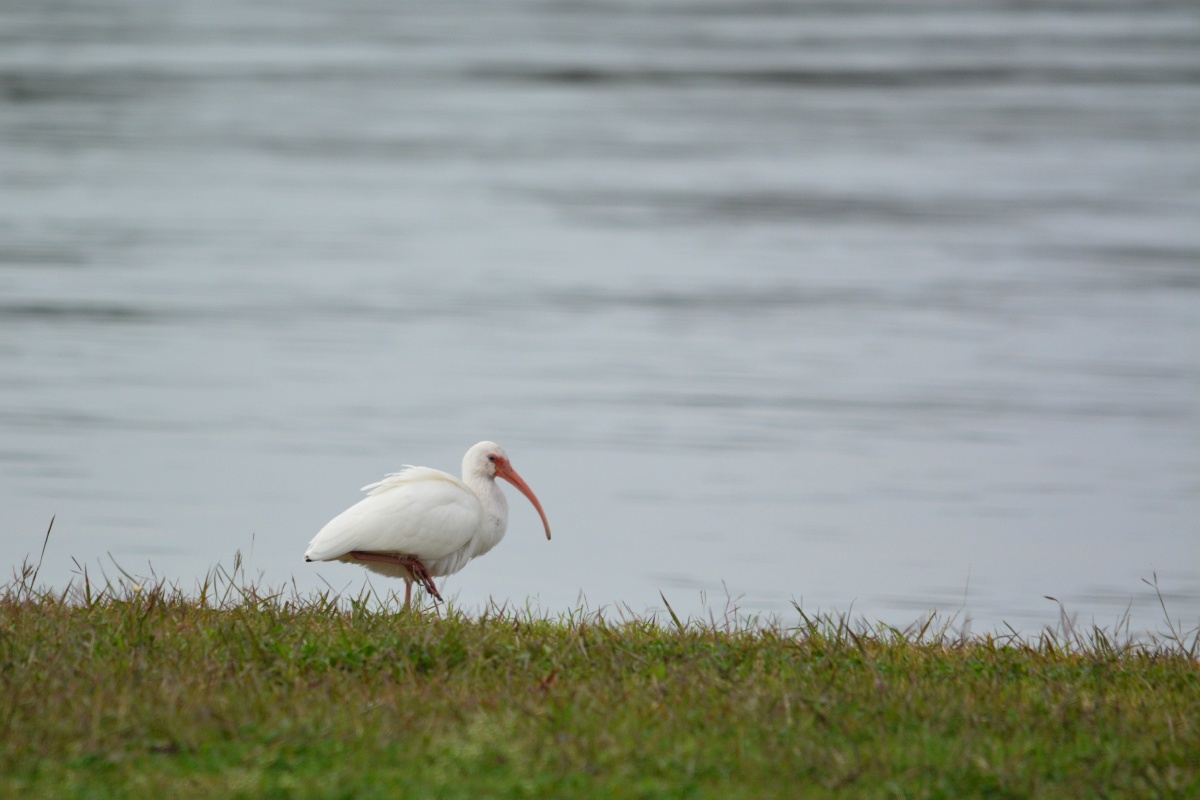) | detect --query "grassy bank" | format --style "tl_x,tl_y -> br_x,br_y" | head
1,559 -> 1197,799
